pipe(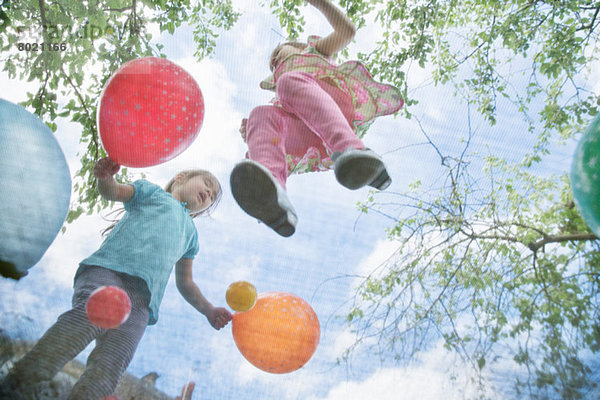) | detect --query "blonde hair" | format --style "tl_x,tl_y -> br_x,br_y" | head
269,41 -> 308,71
164,169 -> 222,218
101,170 -> 222,236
